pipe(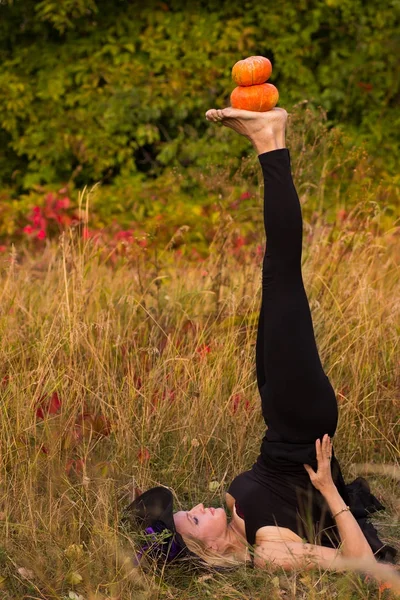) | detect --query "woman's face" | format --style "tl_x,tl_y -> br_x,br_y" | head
173,503 -> 228,545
